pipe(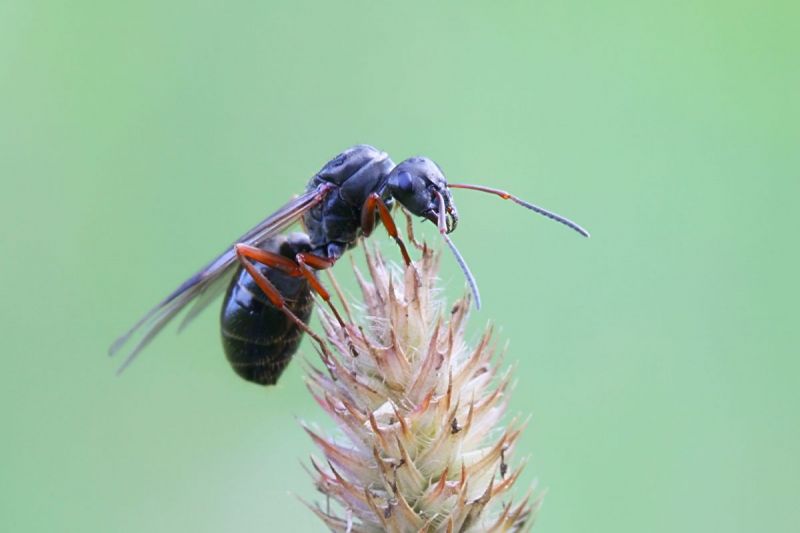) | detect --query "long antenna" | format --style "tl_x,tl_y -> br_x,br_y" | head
435,191 -> 481,309
442,233 -> 481,310
449,183 -> 590,238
